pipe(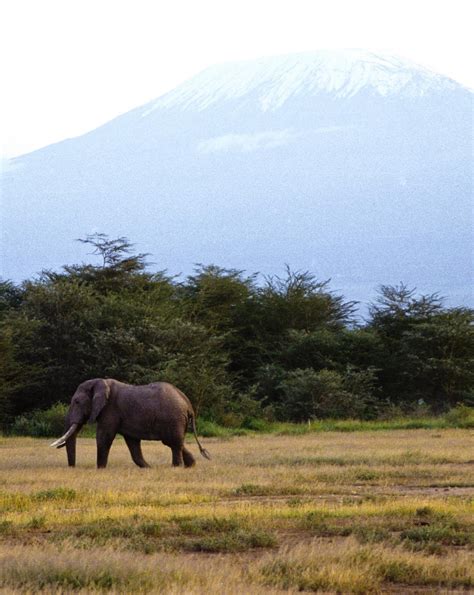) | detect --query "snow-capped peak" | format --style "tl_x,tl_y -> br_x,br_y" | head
145,50 -> 460,115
